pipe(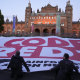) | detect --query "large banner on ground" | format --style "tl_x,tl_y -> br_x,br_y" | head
0,36 -> 80,72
